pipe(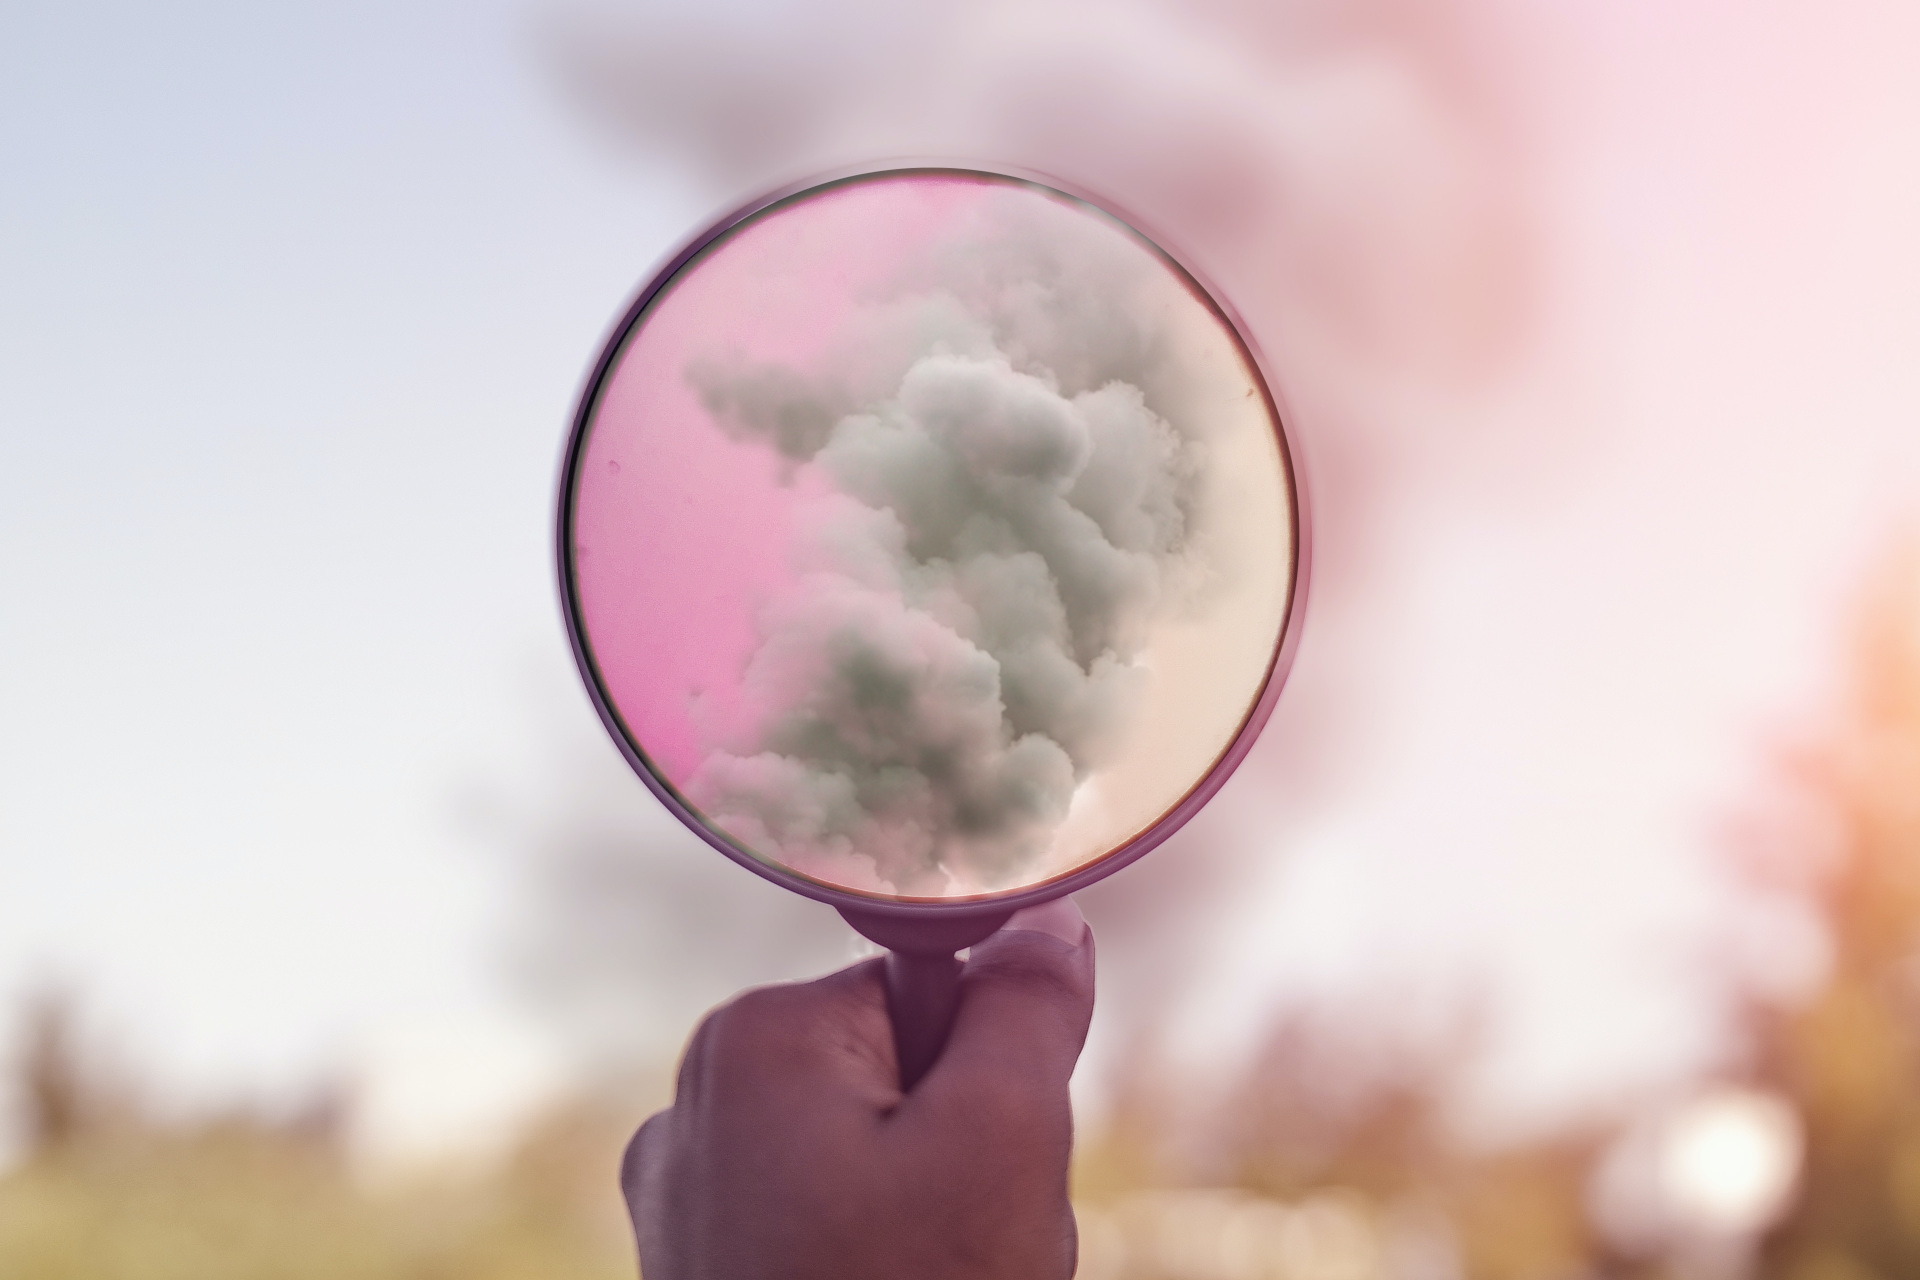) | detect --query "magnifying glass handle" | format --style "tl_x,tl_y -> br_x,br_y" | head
838,907 -> 1013,1092
883,950 -> 964,1090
